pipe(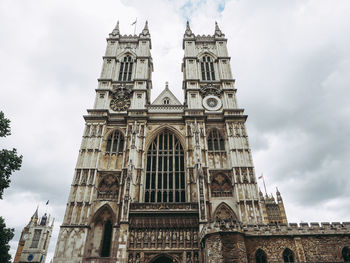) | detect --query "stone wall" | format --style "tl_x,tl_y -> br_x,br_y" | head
201,222 -> 350,263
